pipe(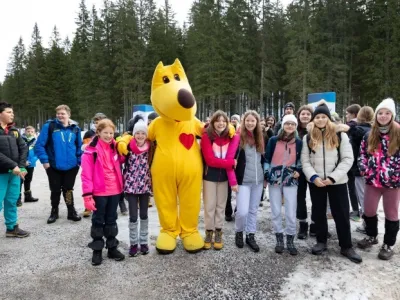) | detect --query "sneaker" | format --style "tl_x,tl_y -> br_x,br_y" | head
148,200 -> 153,208
350,211 -> 361,222
6,225 -> 30,238
214,229 -> 223,250
245,233 -> 260,252
108,247 -> 125,261
129,244 -> 139,257
235,232 -> 244,248
311,242 -> 327,255
140,244 -> 149,255
341,247 -> 362,263
378,244 -> 394,260
204,230 -> 213,250
83,209 -> 92,218
225,215 -> 234,222
357,236 -> 378,249
92,250 -> 103,266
